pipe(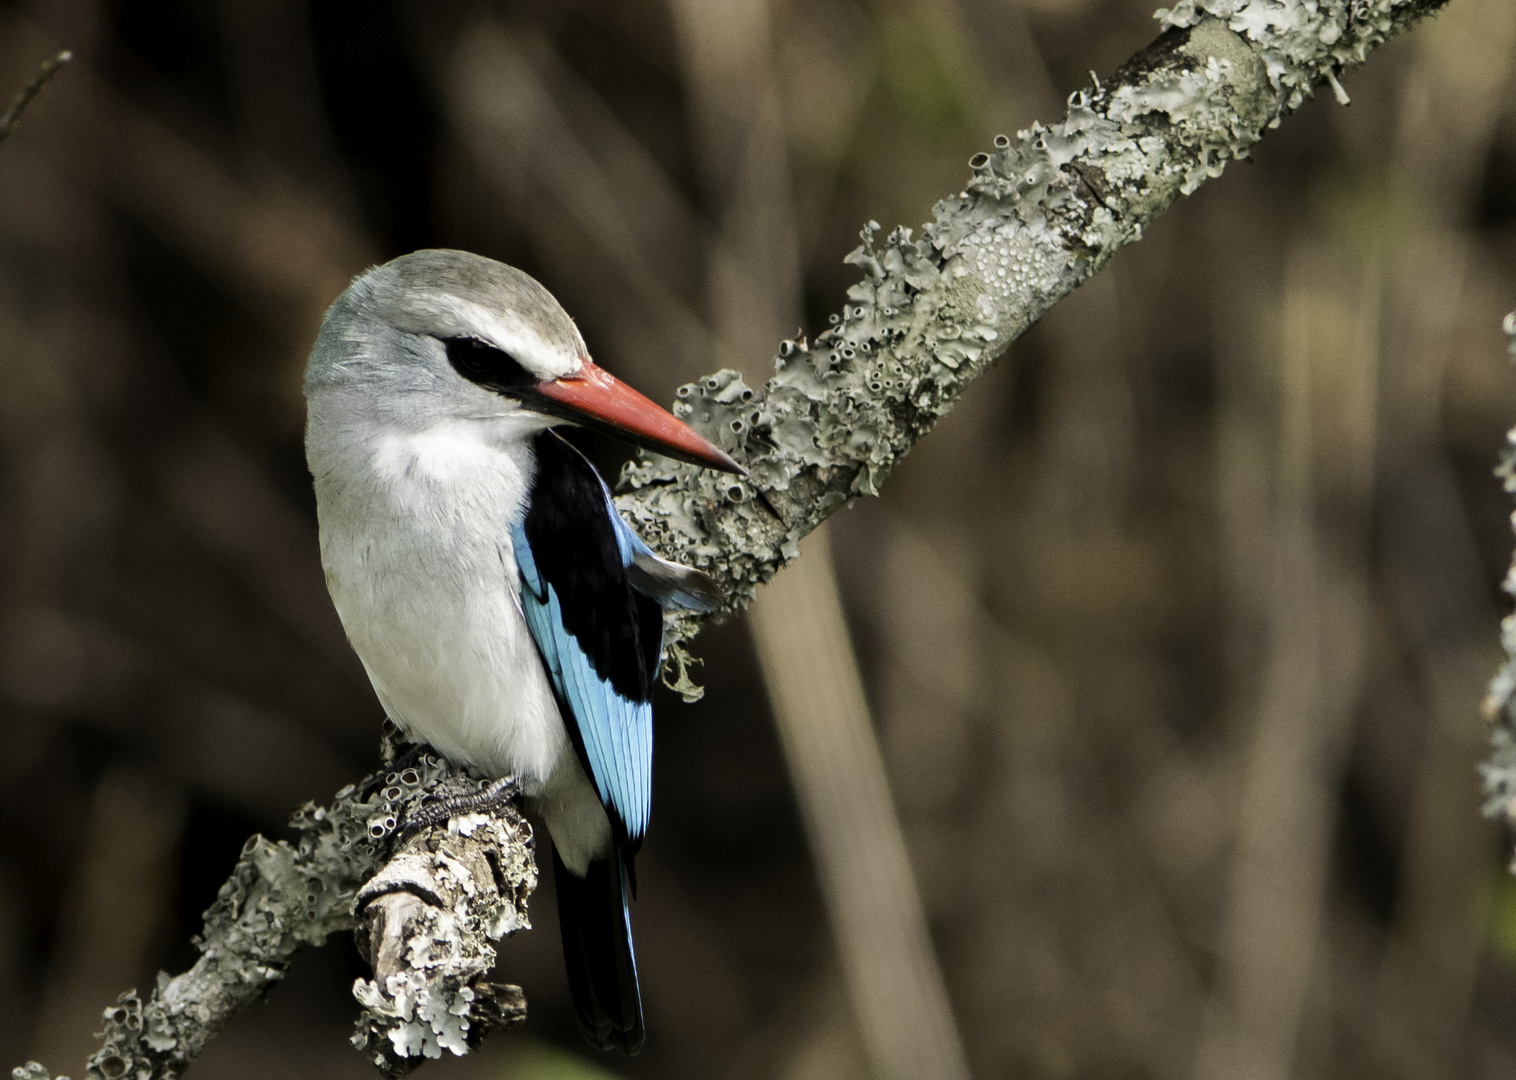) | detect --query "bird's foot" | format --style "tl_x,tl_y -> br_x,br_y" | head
397,775 -> 520,838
